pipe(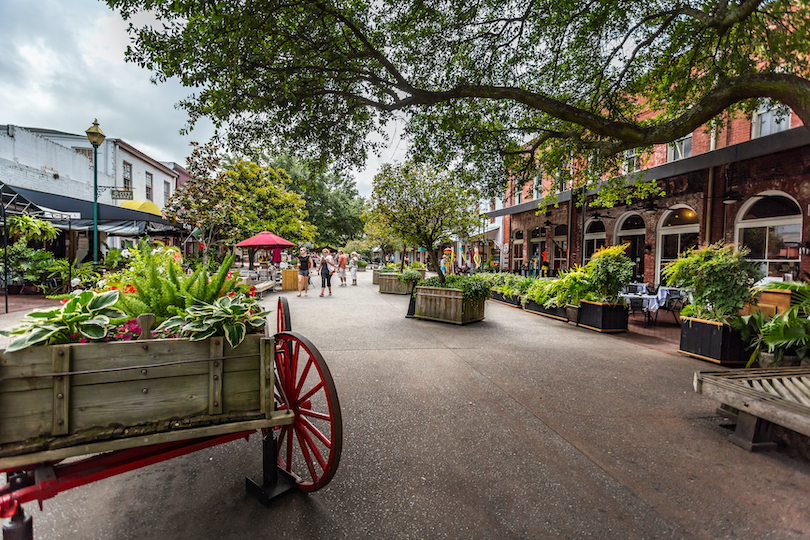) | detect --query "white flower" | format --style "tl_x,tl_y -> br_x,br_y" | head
71,278 -> 81,287
98,279 -> 107,287
121,249 -> 131,259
